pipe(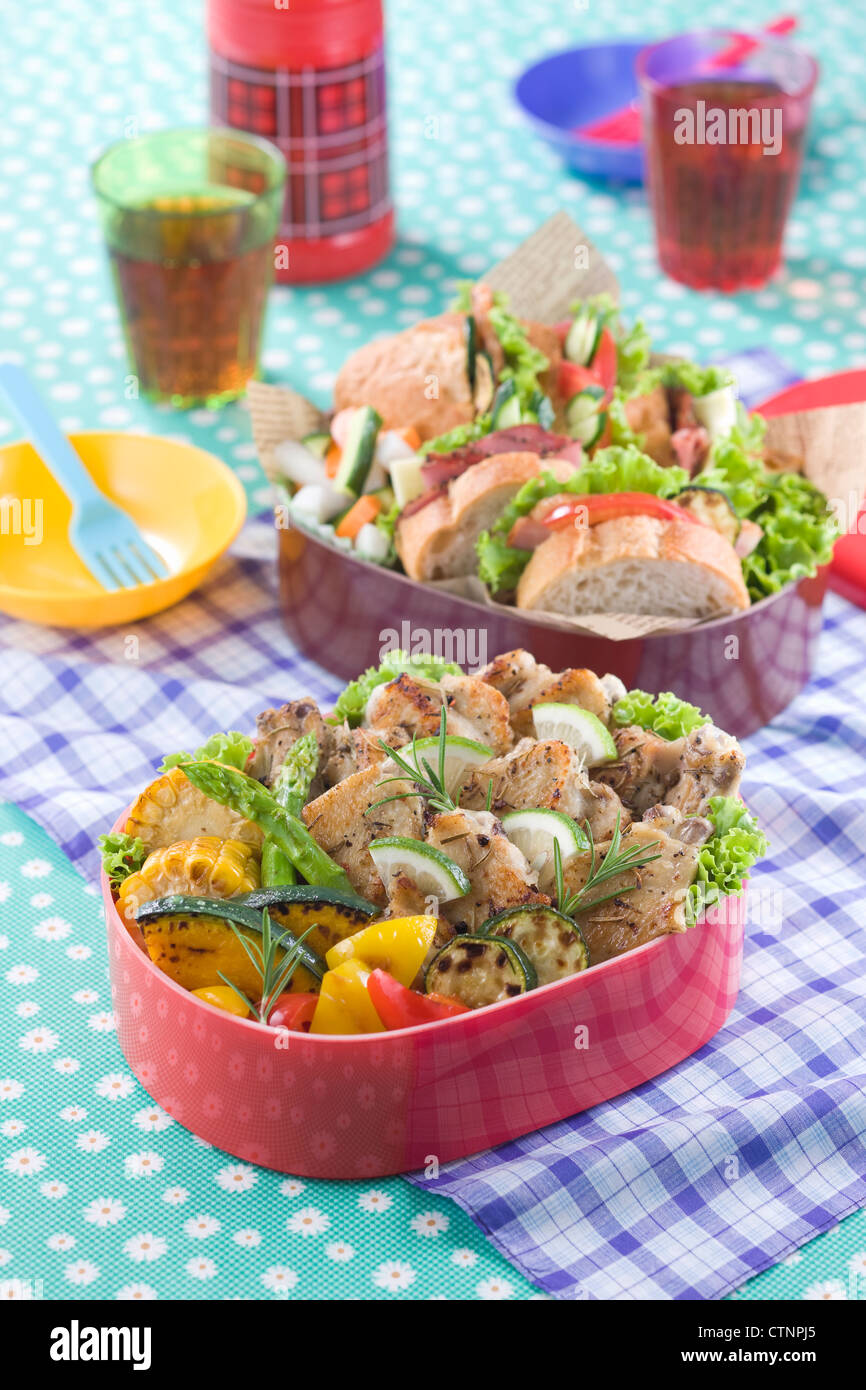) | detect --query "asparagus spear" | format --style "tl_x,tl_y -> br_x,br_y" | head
182,760 -> 353,896
261,733 -> 319,887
